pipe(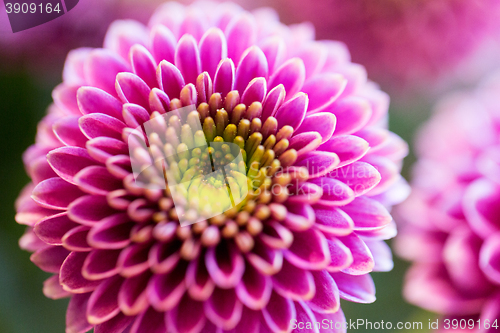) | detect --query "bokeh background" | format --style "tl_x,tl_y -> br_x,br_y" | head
1,0 -> 497,331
